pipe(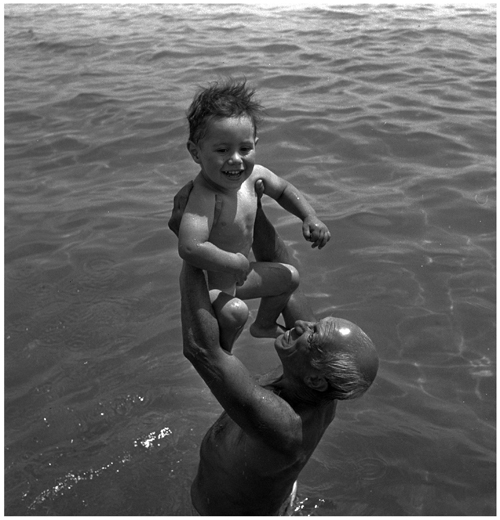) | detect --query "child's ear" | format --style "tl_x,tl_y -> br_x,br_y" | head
254,136 -> 259,147
187,141 -> 201,164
